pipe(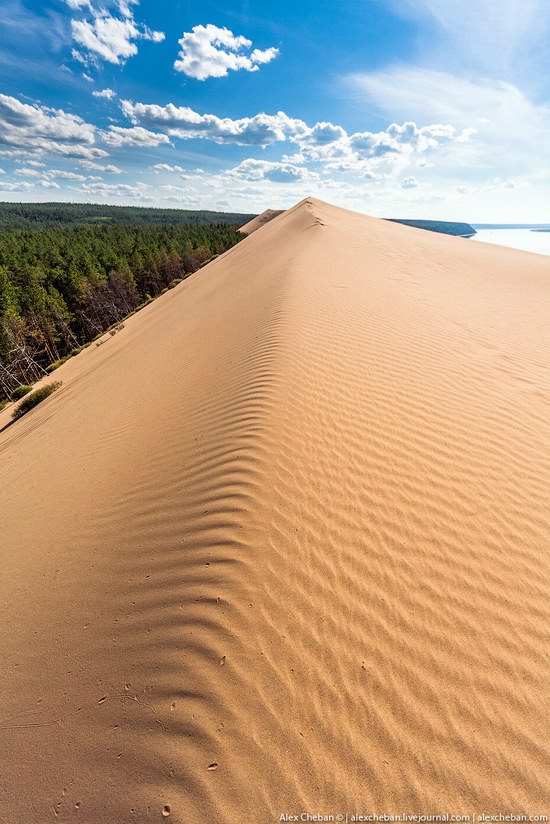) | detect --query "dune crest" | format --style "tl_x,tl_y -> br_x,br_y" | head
239,207 -> 285,235
1,197 -> 549,822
